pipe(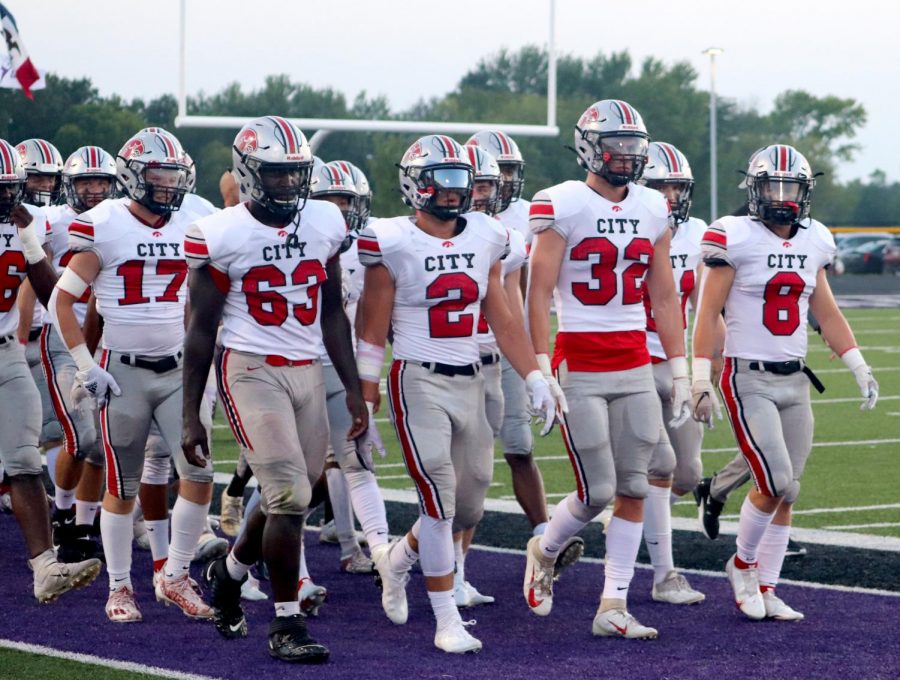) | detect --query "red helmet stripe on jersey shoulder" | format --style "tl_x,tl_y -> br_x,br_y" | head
529,202 -> 554,218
